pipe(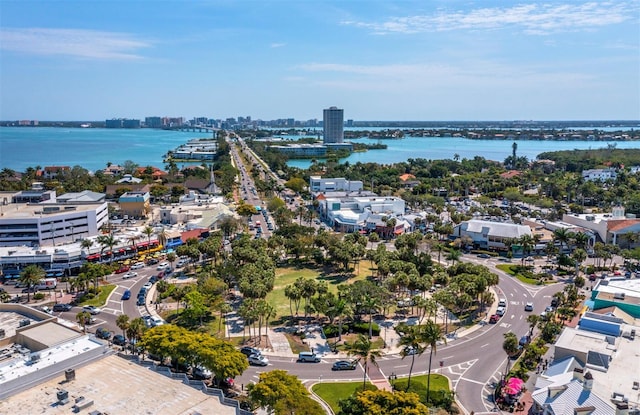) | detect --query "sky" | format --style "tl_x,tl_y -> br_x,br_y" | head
1,0 -> 639,121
